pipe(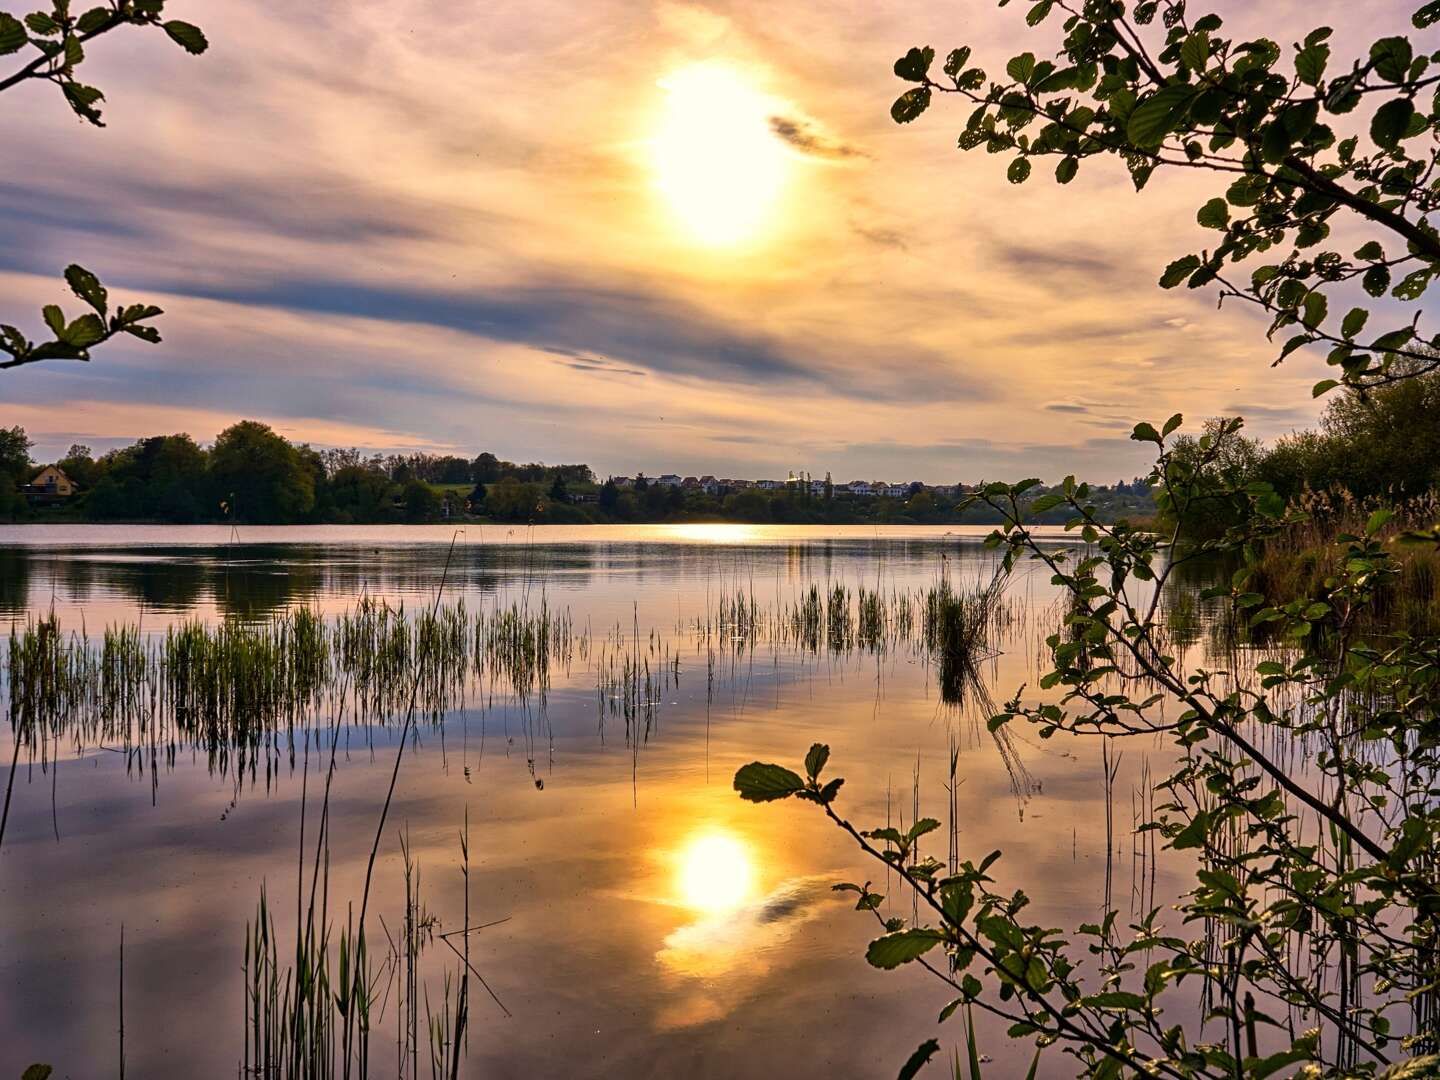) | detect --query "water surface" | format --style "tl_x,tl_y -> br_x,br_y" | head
0,525 -> 1187,1078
